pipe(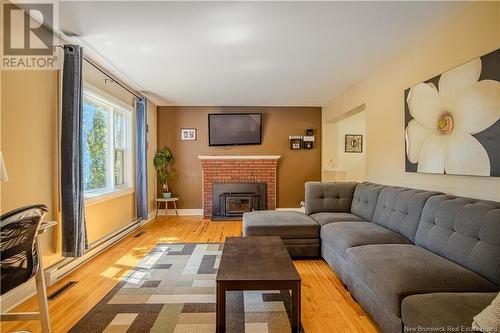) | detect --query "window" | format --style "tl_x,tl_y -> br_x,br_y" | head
114,112 -> 126,186
82,86 -> 133,200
